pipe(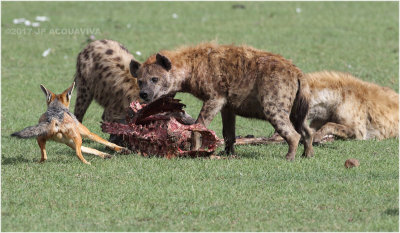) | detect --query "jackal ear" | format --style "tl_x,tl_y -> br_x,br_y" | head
40,84 -> 52,103
129,60 -> 141,78
156,53 -> 172,71
65,82 -> 75,101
